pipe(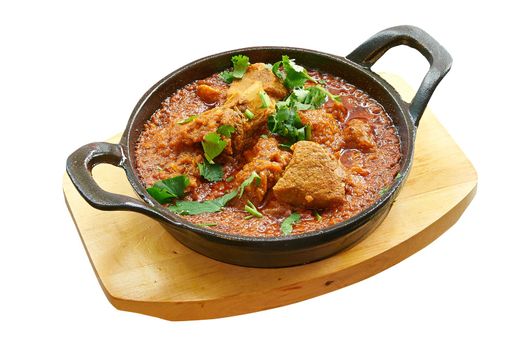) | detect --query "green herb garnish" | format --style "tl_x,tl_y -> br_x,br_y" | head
237,171 -> 261,198
272,55 -> 317,89
379,187 -> 390,196
219,55 -> 250,83
146,175 -> 190,204
198,159 -> 224,182
244,109 -> 254,120
313,210 -> 322,221
197,222 -> 218,227
169,172 -> 260,215
225,175 -> 234,182
244,200 -> 263,219
259,90 -> 271,108
268,105 -> 310,145
217,124 -> 235,138
169,191 -> 237,215
278,85 -> 340,111
281,212 -> 301,235
177,115 -> 198,125
201,132 -> 227,164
